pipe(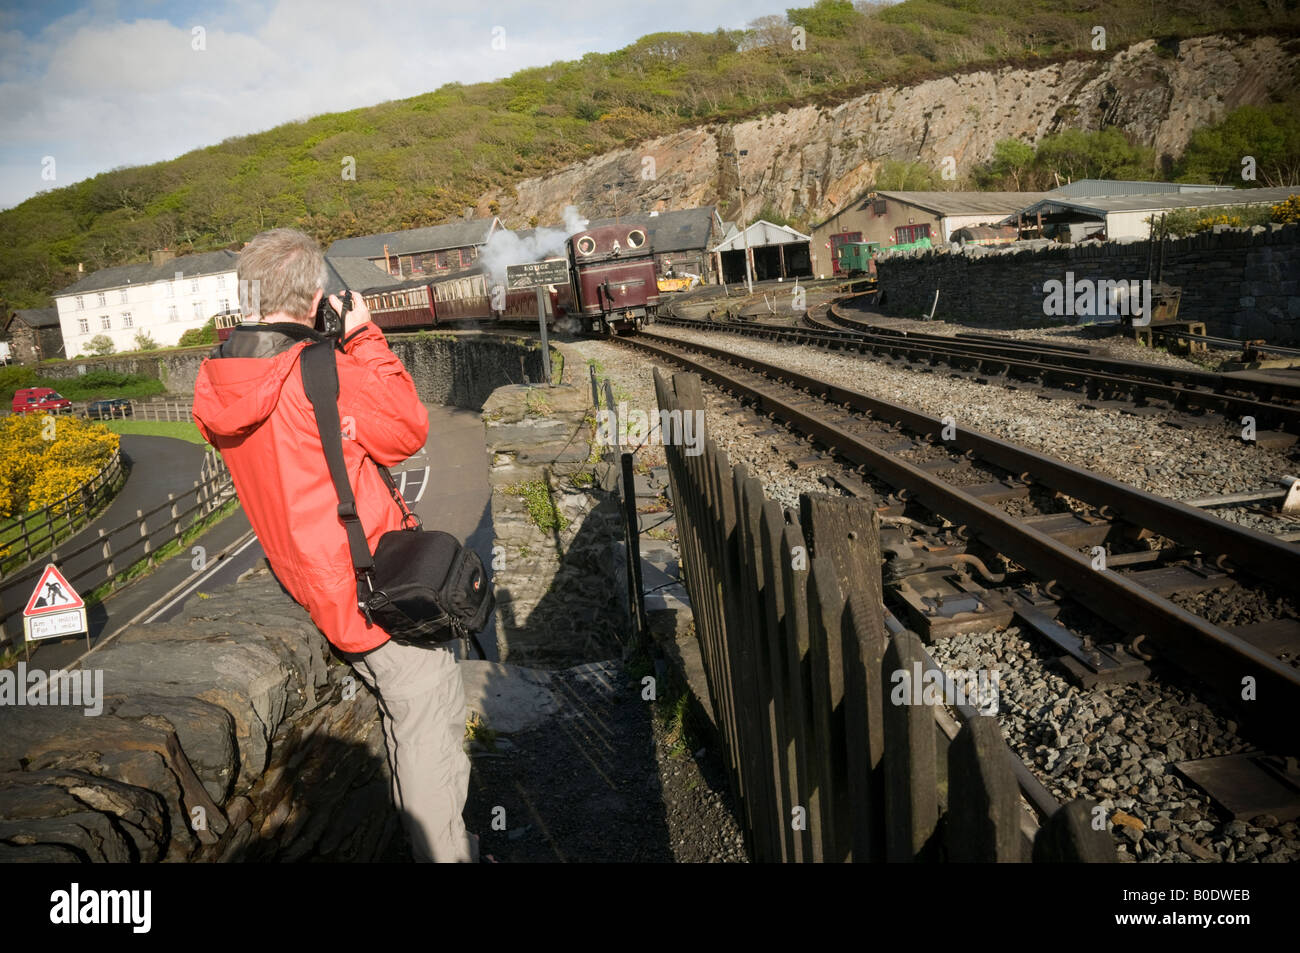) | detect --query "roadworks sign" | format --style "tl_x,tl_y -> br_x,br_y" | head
23,565 -> 87,642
